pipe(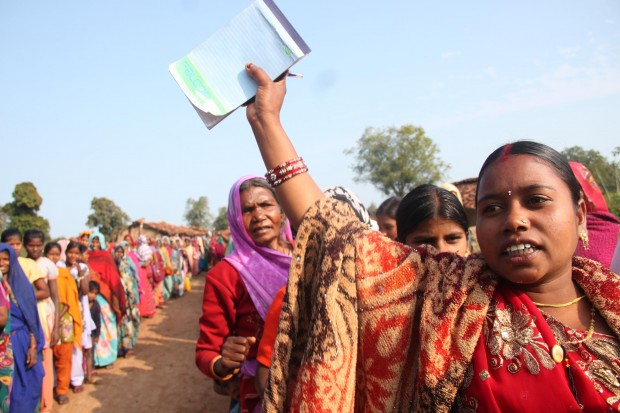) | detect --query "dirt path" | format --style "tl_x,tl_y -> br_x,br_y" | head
57,274 -> 230,413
